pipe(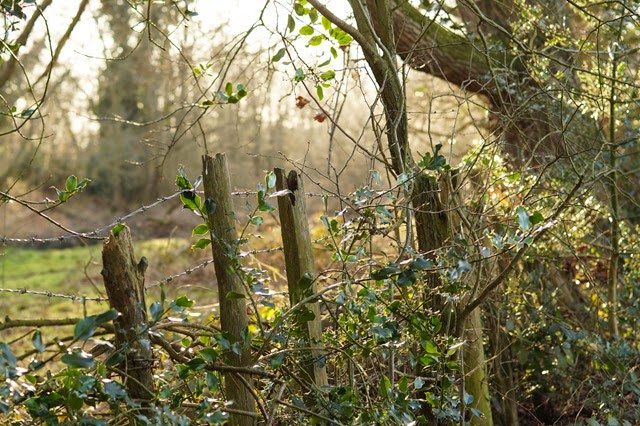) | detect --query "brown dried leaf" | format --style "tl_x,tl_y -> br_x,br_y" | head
296,96 -> 310,109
